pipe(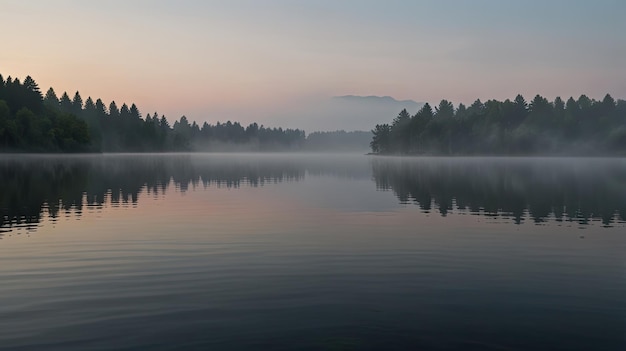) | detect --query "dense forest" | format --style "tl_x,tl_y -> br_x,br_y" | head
0,75 -> 90,152
370,94 -> 626,155
0,74 -> 305,152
